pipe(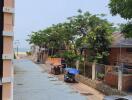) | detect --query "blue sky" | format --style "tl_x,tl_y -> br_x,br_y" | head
14,0 -> 126,49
